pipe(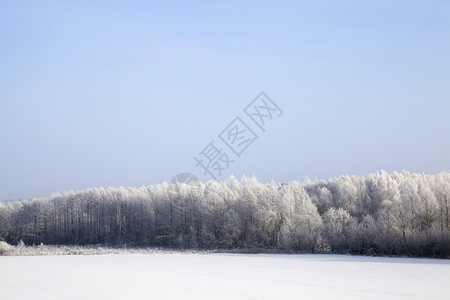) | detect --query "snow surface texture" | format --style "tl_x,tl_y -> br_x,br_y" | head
1,254 -> 449,299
